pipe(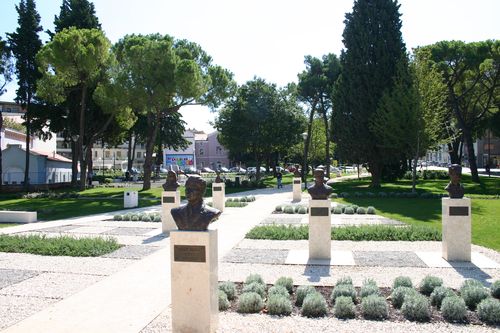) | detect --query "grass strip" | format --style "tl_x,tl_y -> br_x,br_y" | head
0,234 -> 122,257
246,225 -> 441,241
